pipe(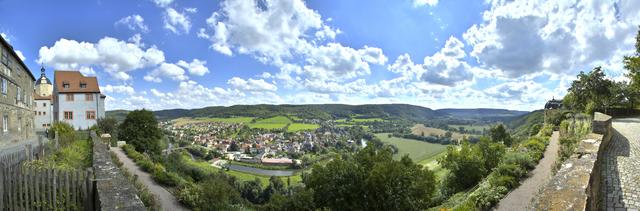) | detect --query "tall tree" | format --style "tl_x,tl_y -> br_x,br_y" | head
624,26 -> 640,108
564,67 -> 614,114
489,124 -> 513,146
117,109 -> 163,155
